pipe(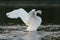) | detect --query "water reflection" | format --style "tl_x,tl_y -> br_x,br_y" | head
0,30 -> 53,40
9,31 -> 41,40
9,31 -> 53,40
22,31 -> 41,40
